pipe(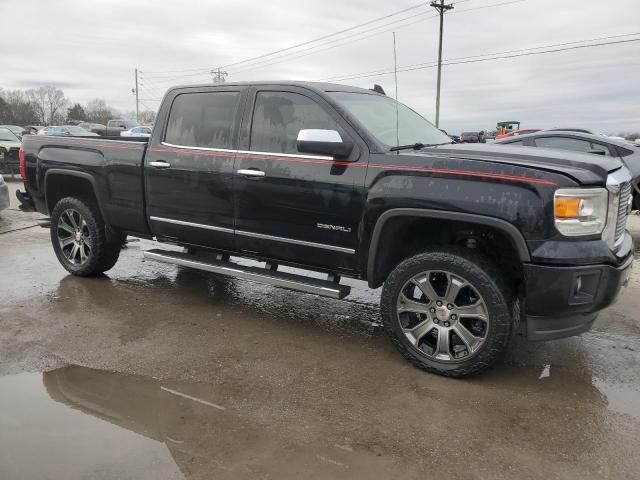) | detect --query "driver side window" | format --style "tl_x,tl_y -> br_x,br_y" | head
250,91 -> 345,155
